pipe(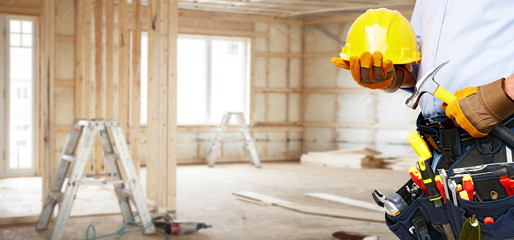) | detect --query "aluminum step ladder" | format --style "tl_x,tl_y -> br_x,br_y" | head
36,119 -> 155,240
206,112 -> 261,168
